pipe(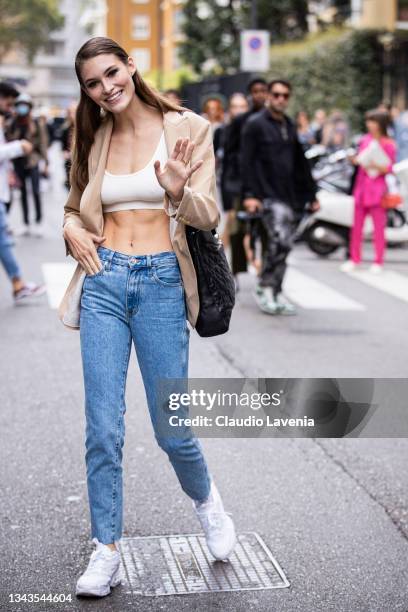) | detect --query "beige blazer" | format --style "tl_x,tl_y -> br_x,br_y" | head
58,110 -> 220,330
